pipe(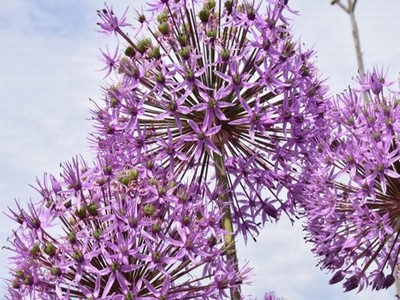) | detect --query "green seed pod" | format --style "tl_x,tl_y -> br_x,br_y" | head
146,160 -> 154,169
152,251 -> 162,263
124,46 -> 135,58
68,232 -> 77,244
205,0 -> 216,10
75,206 -> 87,220
150,46 -> 161,59
158,186 -> 166,196
129,217 -> 138,228
143,203 -> 155,216
103,165 -> 113,176
177,34 -> 187,46
221,48 -> 230,61
23,274 -> 33,286
182,215 -> 191,226
152,223 -> 162,234
30,244 -> 40,256
68,217 -> 76,227
111,261 -> 120,272
125,292 -> 134,300
119,175 -> 131,186
158,22 -> 170,35
300,64 -> 310,76
207,30 -> 217,40
137,38 -> 152,55
73,250 -> 84,263
180,47 -> 190,60
208,235 -> 217,247
50,266 -> 61,276
247,7 -> 255,20
186,69 -> 195,81
157,10 -> 168,23
168,180 -> 176,188
149,178 -> 158,186
31,217 -> 41,229
225,1 -> 233,15
44,243 -> 57,256
199,9 -> 210,23
129,168 -> 139,180
87,203 -> 98,216
93,229 -> 103,240
156,73 -> 165,84
96,177 -> 107,186
15,269 -> 24,278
